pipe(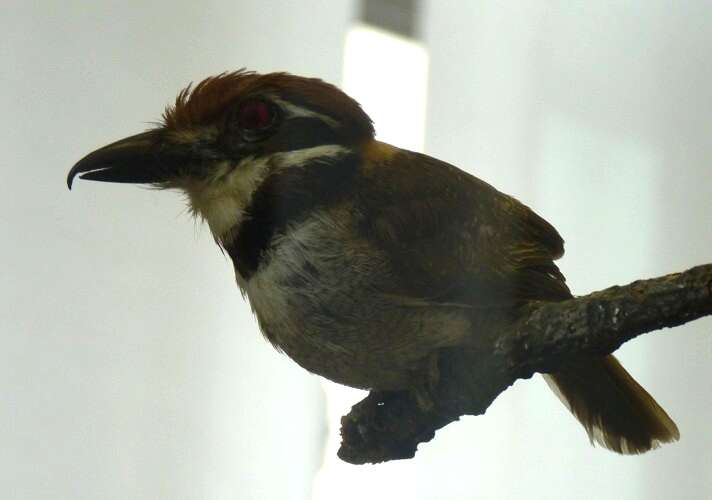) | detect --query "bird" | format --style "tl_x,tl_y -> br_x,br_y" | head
67,70 -> 679,454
